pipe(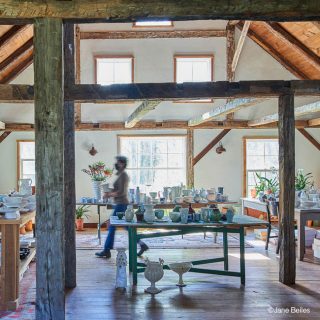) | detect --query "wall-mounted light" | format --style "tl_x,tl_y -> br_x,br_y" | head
216,142 -> 226,154
89,145 -> 98,156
